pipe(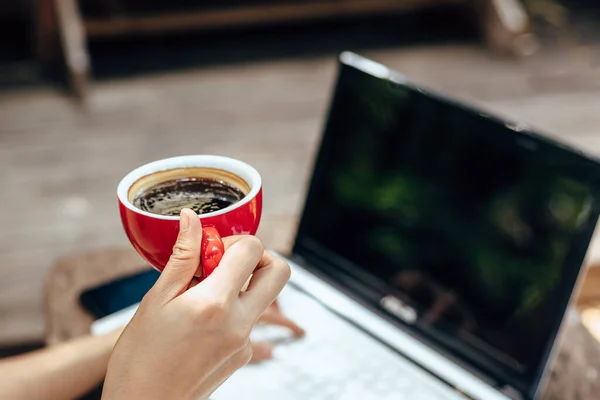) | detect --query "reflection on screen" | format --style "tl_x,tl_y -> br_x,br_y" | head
300,66 -> 596,383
